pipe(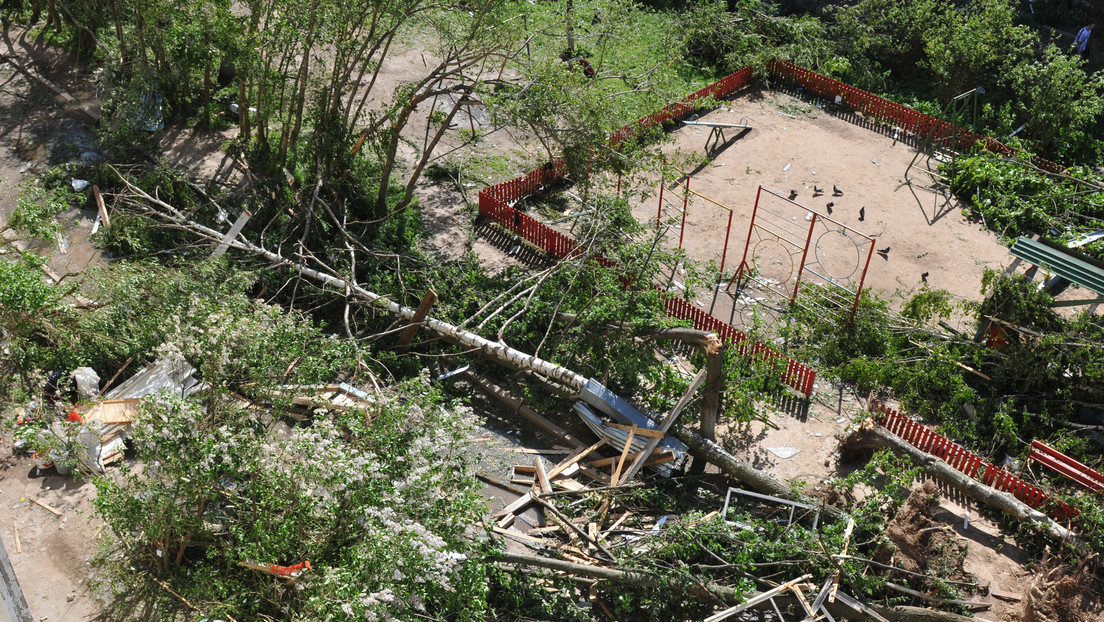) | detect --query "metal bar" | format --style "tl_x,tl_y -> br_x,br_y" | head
791,213 -> 817,304
680,175 -> 690,251
720,210 -> 734,274
852,237 -> 878,320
